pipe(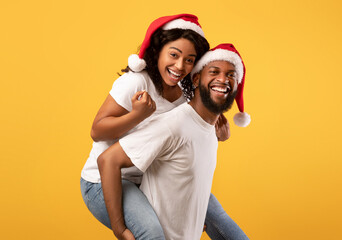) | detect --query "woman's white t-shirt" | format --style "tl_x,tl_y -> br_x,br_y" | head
81,71 -> 186,184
